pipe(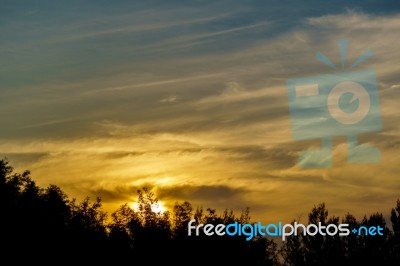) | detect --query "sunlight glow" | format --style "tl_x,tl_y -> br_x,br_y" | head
130,201 -> 167,214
